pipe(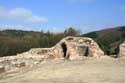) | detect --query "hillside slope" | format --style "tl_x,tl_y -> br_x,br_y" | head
0,30 -> 64,56
0,26 -> 125,57
82,26 -> 125,55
